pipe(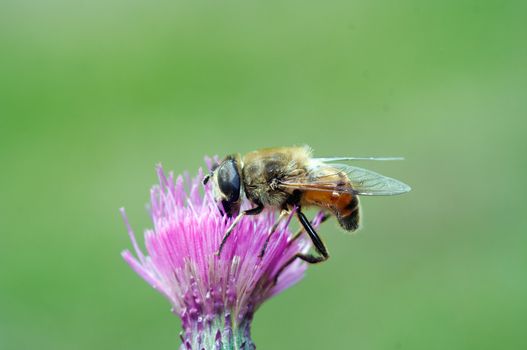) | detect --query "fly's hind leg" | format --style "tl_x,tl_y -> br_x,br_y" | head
274,253 -> 328,284
289,211 -> 330,243
297,209 -> 329,258
273,209 -> 330,284
260,207 -> 330,258
273,250 -> 329,284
